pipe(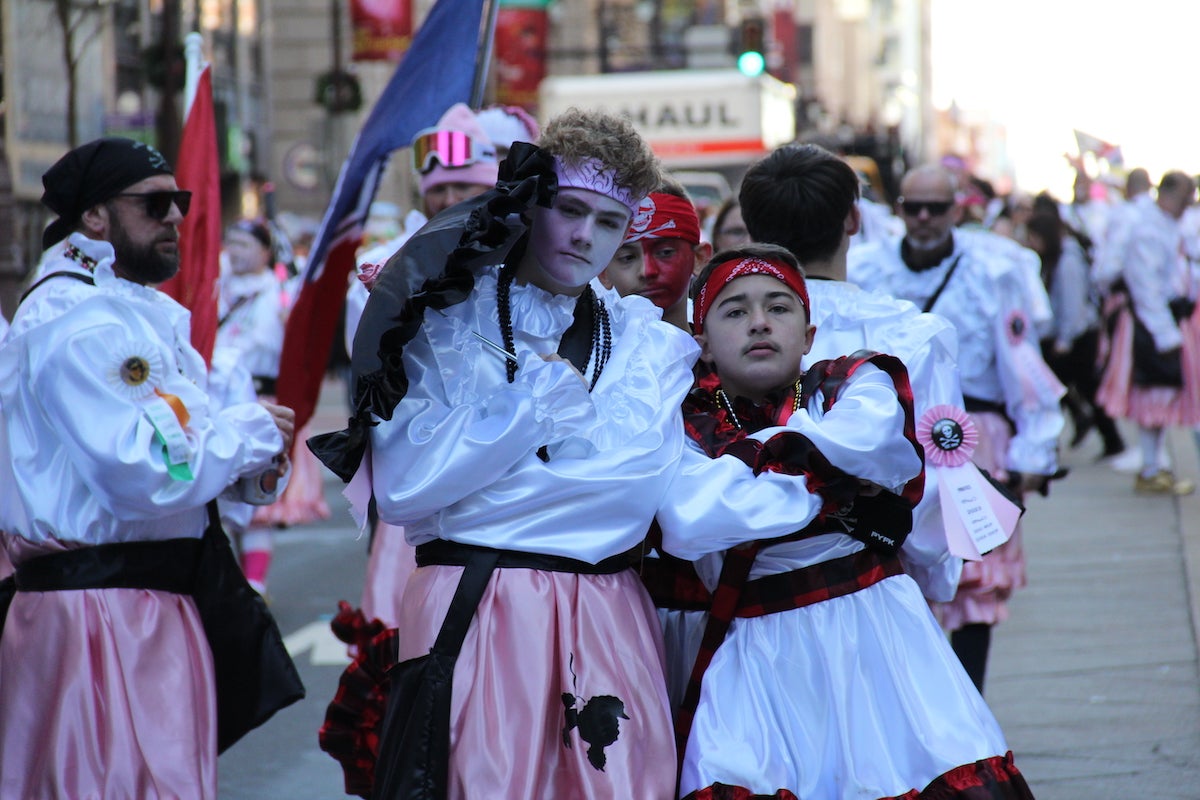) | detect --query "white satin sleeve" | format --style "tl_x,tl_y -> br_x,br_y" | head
657,442 -> 826,561
370,325 -> 599,526
781,365 -> 922,493
1125,234 -> 1183,352
208,348 -> 262,531
988,268 -> 1065,476
375,309 -> 700,563
893,334 -> 966,601
31,314 -> 283,521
